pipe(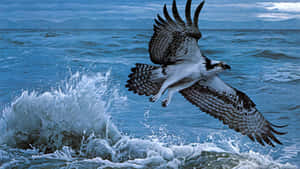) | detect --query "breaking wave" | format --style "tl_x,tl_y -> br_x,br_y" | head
0,71 -> 296,168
